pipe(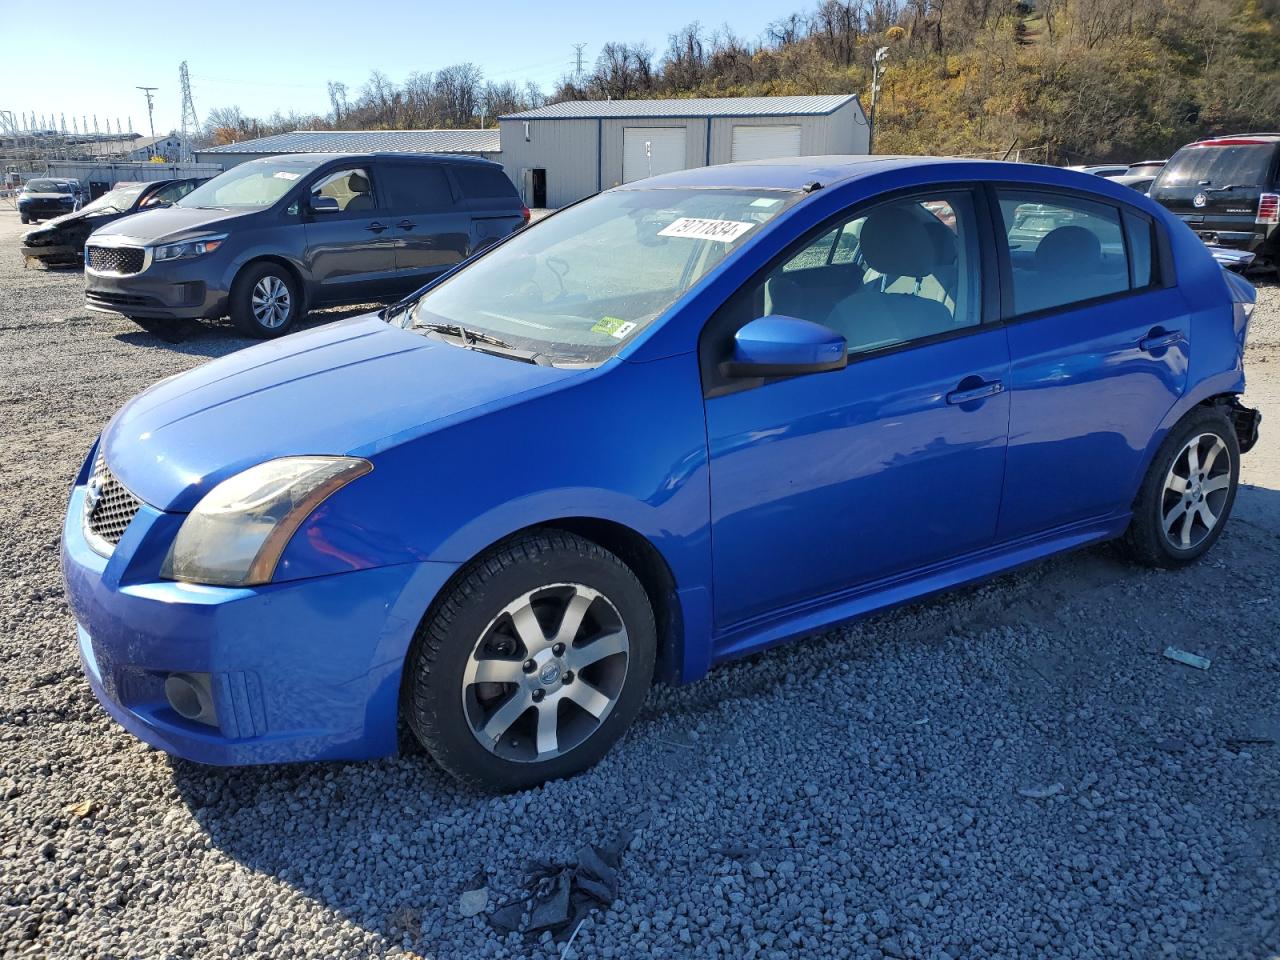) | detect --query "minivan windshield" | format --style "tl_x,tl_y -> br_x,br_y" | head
25,179 -> 72,194
178,158 -> 317,210
401,187 -> 801,365
1156,143 -> 1276,188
